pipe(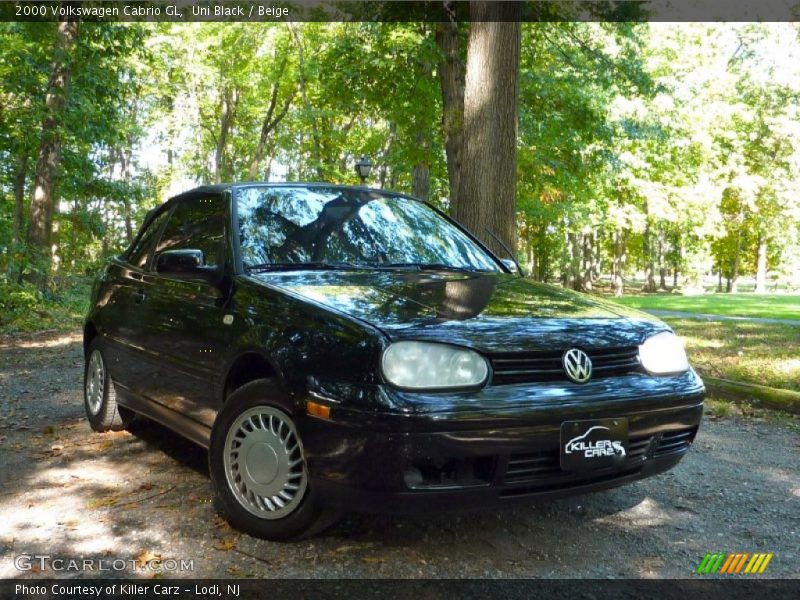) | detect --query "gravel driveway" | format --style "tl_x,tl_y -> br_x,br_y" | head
1,330 -> 798,579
